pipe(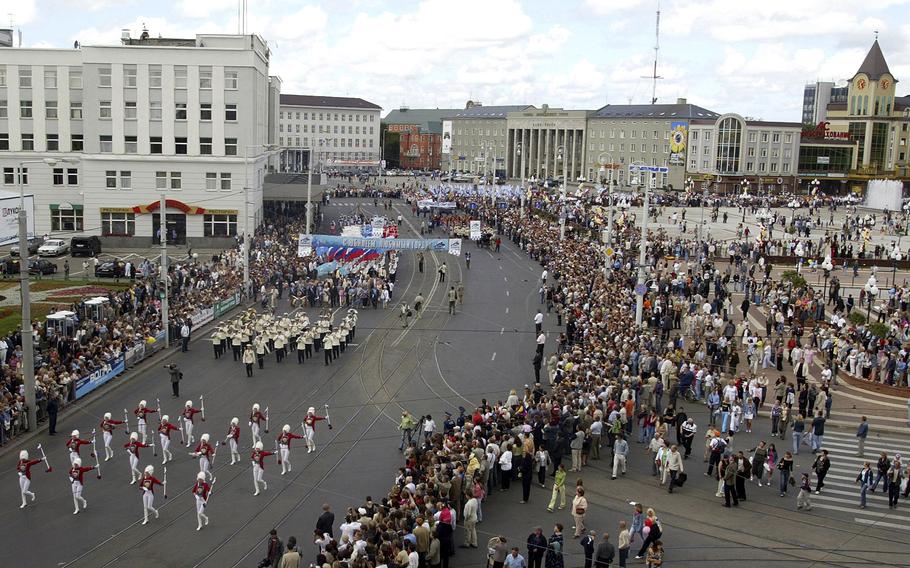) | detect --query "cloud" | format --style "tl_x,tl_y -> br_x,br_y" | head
270,5 -> 328,40
180,0 -> 237,19
4,0 -> 38,24
72,16 -> 229,46
584,0 -> 645,16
